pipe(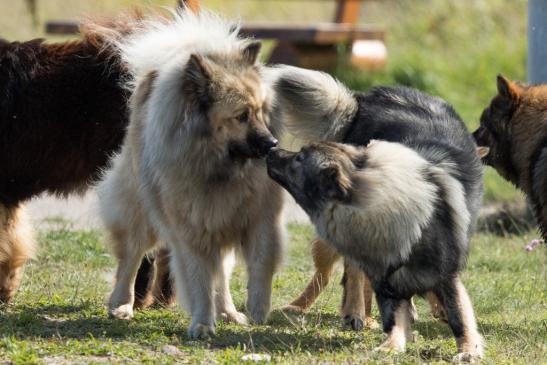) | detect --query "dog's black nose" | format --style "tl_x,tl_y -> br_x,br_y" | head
259,137 -> 278,155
